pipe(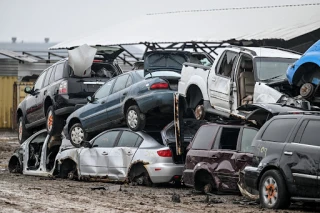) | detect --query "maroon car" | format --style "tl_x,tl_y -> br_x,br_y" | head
183,123 -> 258,194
